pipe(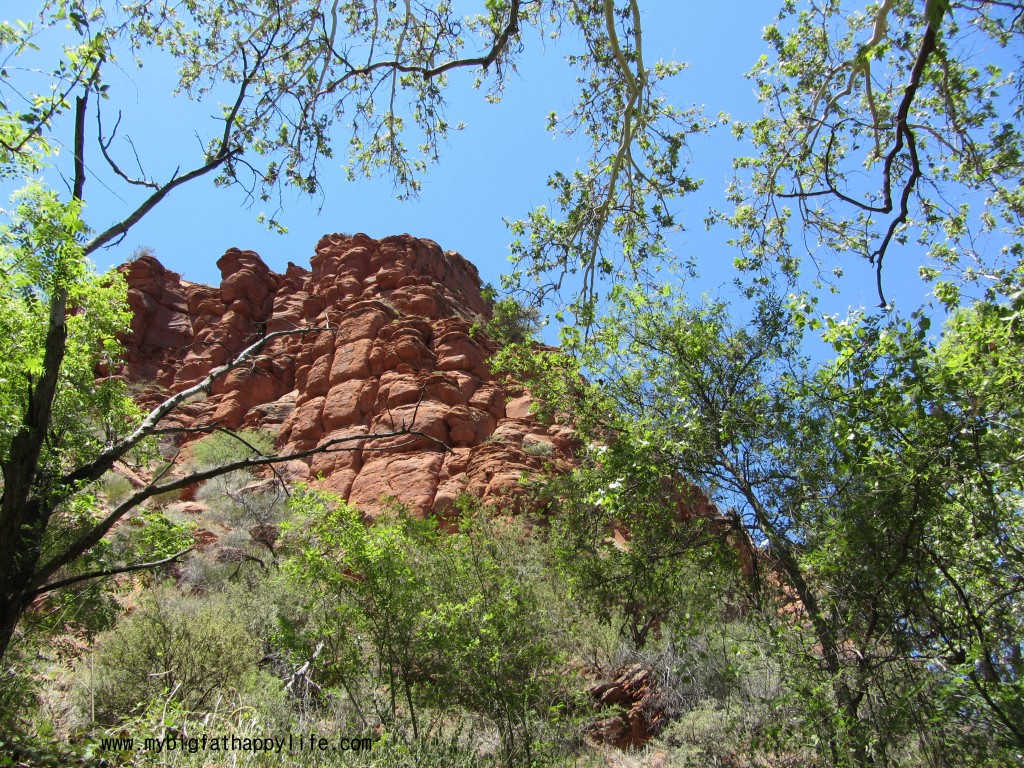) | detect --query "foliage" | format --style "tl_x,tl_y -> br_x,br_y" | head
811,297 -> 1024,755
550,432 -> 743,649
488,341 -> 591,428
552,282 -> 1024,765
486,297 -> 541,346
0,640 -> 42,746
284,489 -> 560,764
505,1 -> 717,322
186,429 -> 277,472
84,584 -> 262,722
99,473 -> 134,506
117,510 -> 194,562
0,185 -> 138,485
725,0 -> 1024,306
521,439 -> 554,457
